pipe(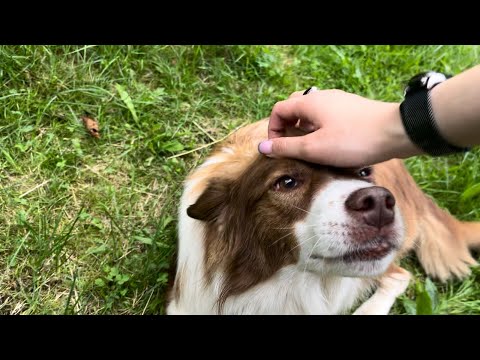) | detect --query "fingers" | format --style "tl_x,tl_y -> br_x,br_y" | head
268,97 -> 311,139
269,88 -> 321,139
